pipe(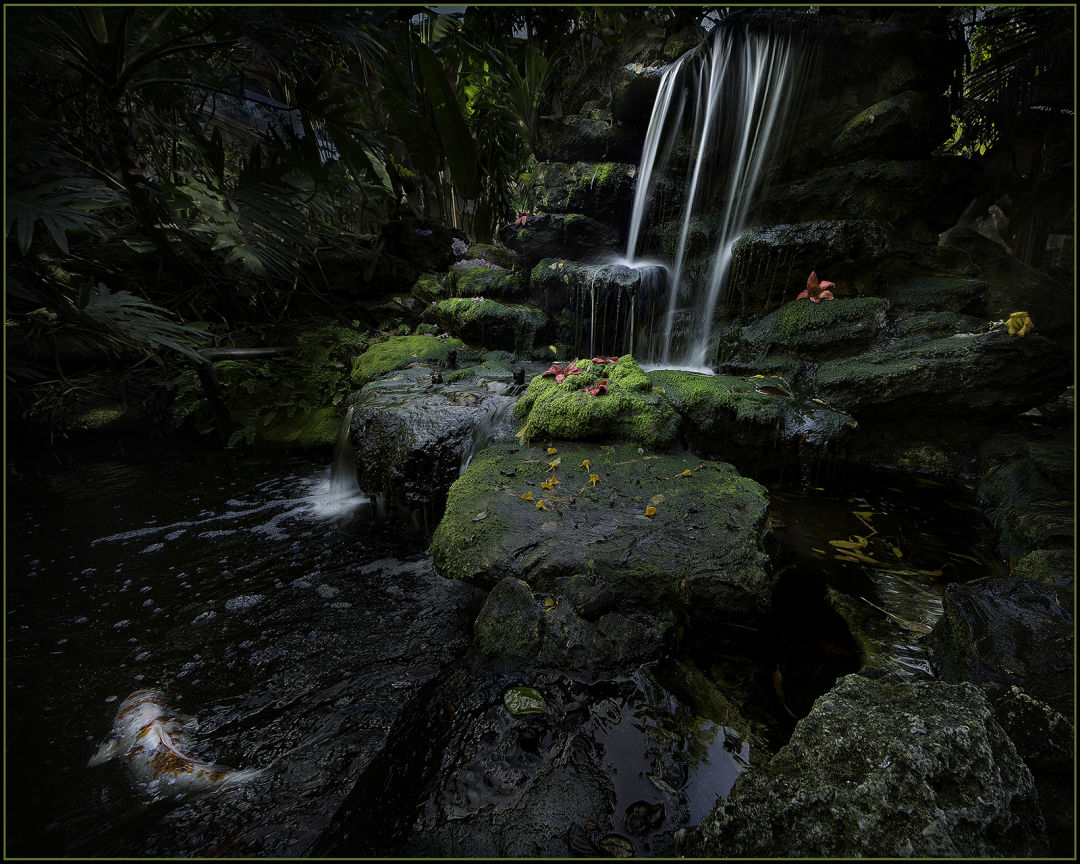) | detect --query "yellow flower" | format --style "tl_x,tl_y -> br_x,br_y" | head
1006,311 -> 1034,337
589,473 -> 599,486
580,459 -> 590,471
540,479 -> 554,491
548,458 -> 561,471
676,469 -> 691,478
521,491 -> 535,501
645,505 -> 657,517
536,499 -> 548,511
547,447 -> 558,456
